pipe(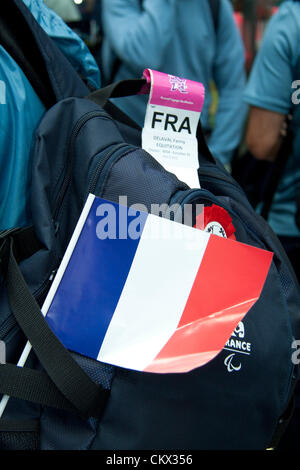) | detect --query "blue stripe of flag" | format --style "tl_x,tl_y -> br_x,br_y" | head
46,198 -> 148,359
